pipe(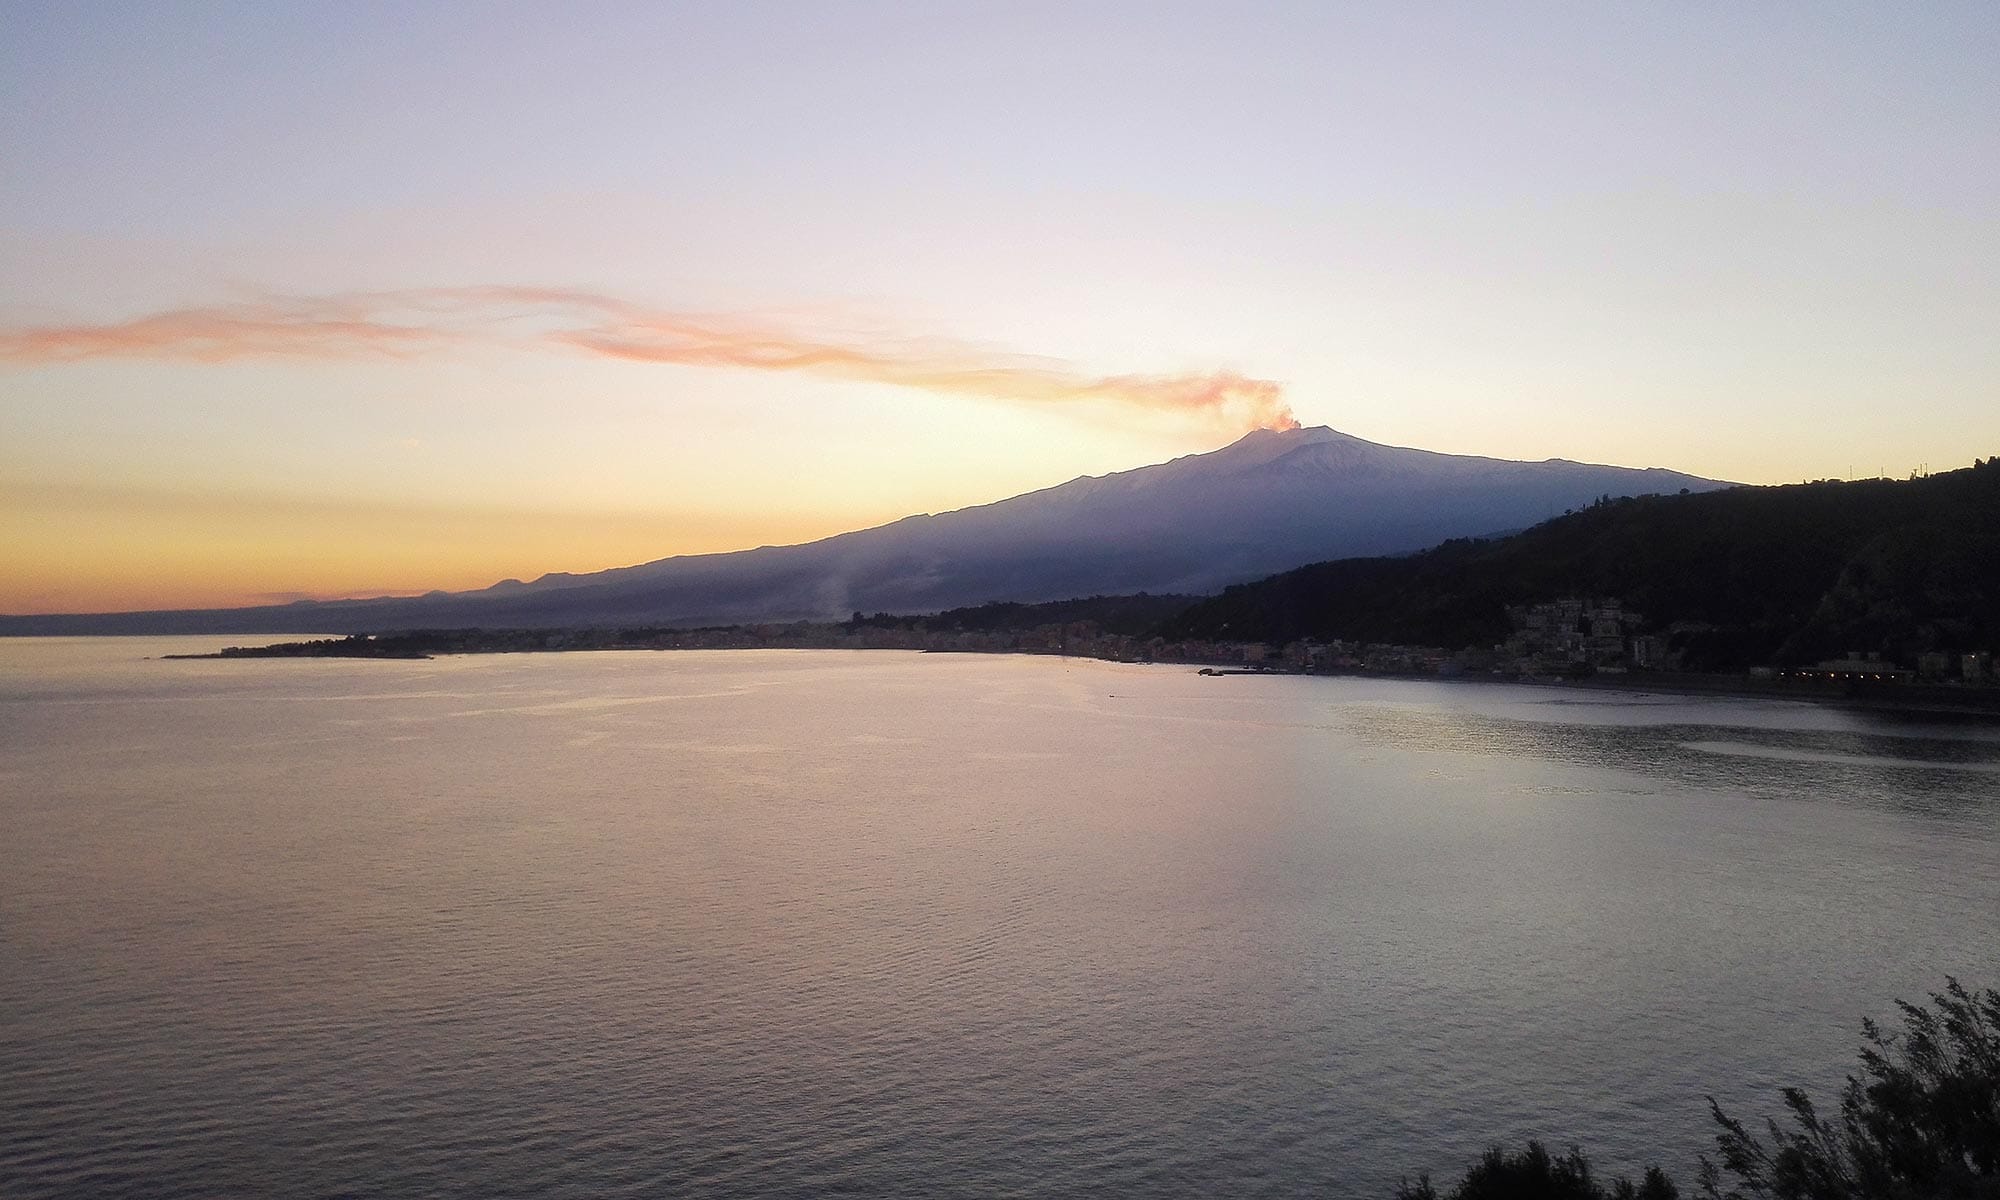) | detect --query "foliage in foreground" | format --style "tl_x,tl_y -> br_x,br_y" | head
1395,1141 -> 1677,1200
1699,978 -> 2000,1199
1400,979 -> 2000,1200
